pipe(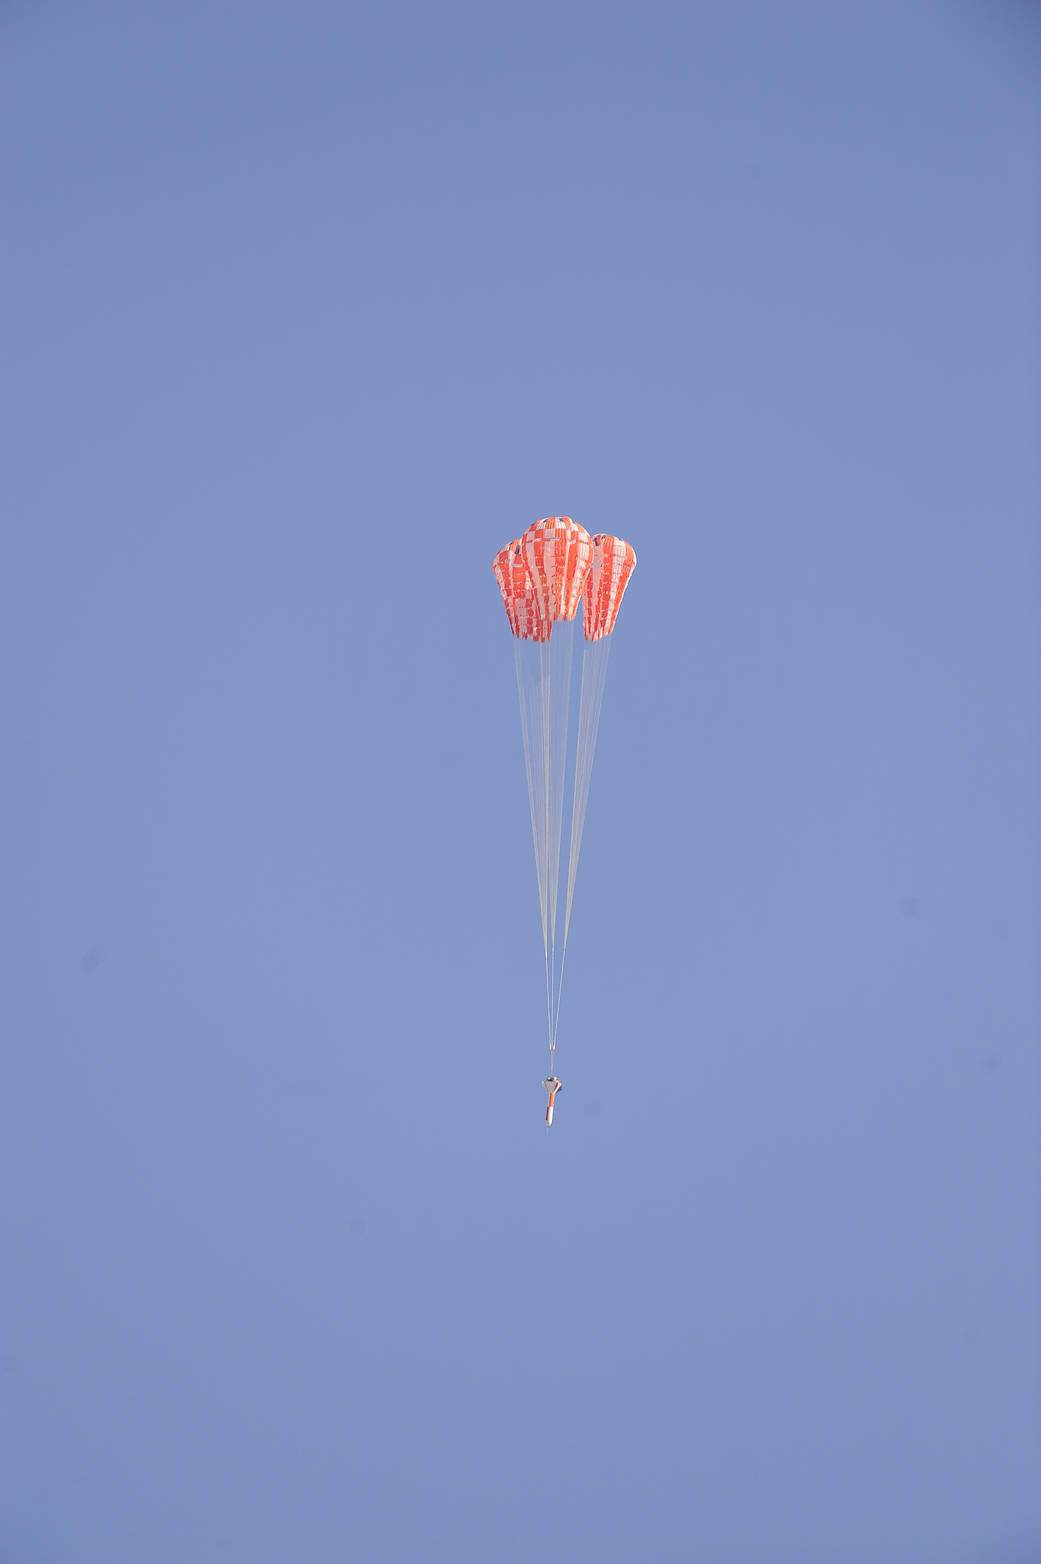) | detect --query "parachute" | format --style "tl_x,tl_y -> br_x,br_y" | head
493,518 -> 637,1084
